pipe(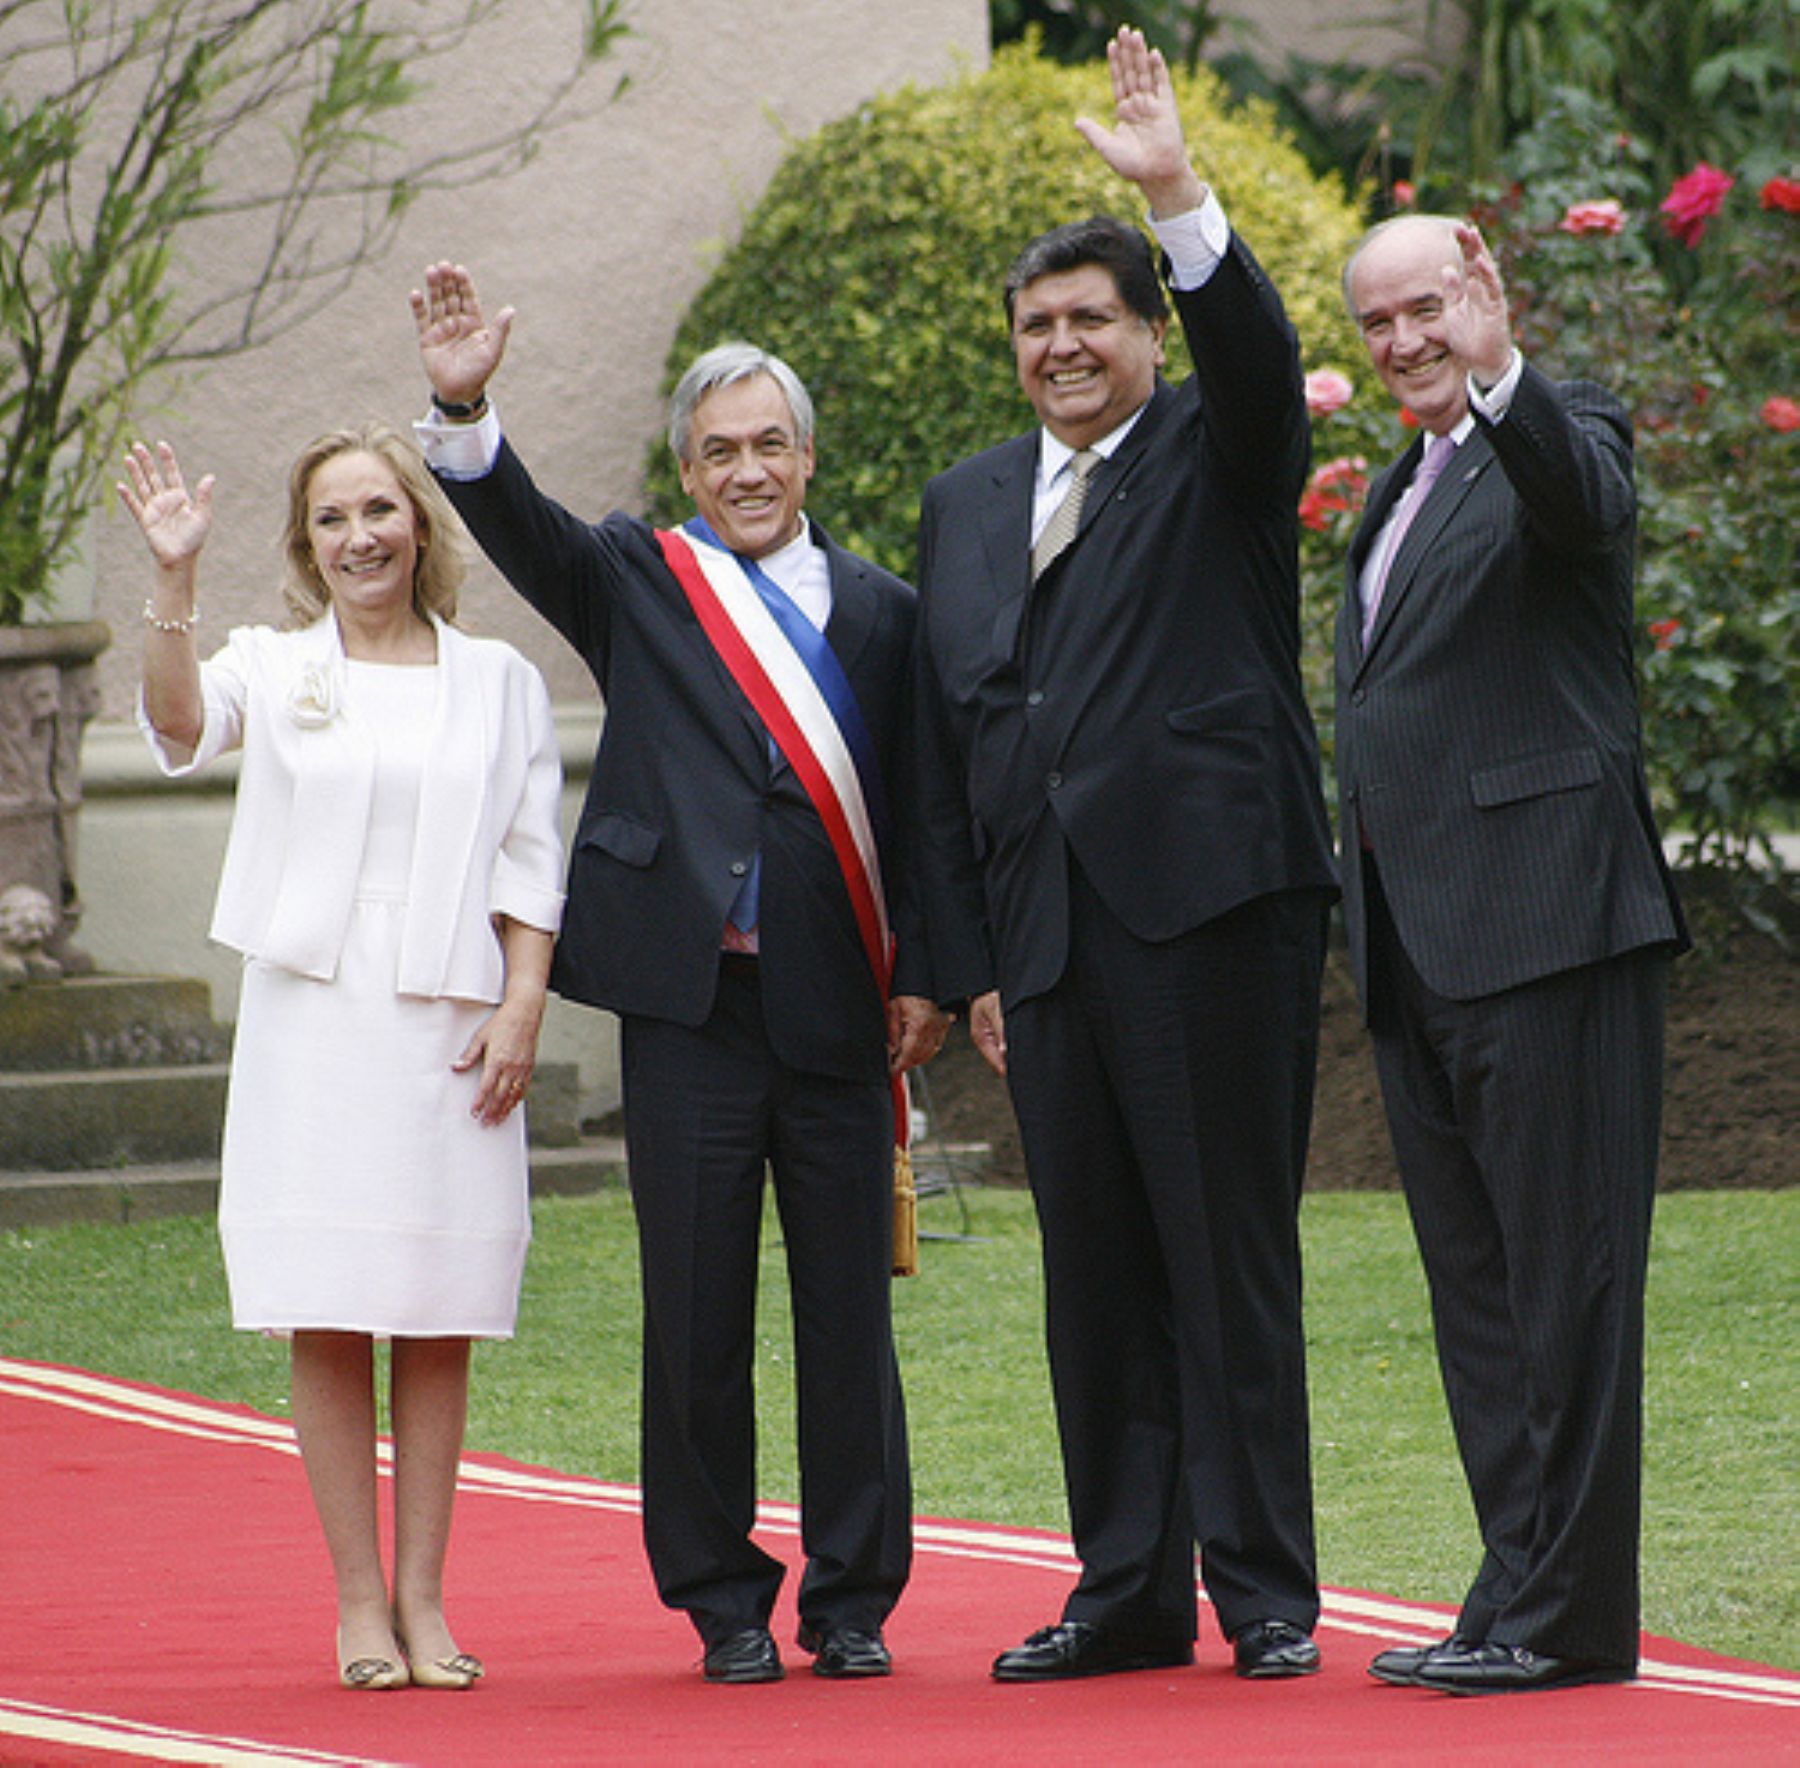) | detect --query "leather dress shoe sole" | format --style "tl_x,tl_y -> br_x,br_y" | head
1233,1619 -> 1321,1679
992,1620 -> 1194,1682
1368,1635 -> 1470,1687
1414,1640 -> 1632,1695
796,1623 -> 891,1678
702,1627 -> 784,1684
